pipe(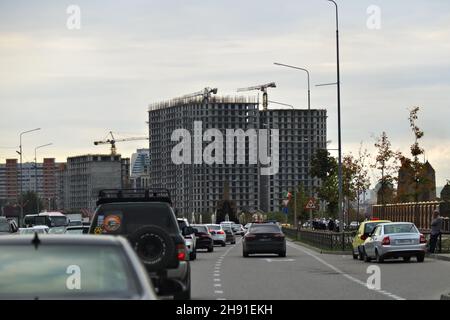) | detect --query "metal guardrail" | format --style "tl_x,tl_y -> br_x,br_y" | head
282,227 -> 354,251
283,228 -> 450,254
